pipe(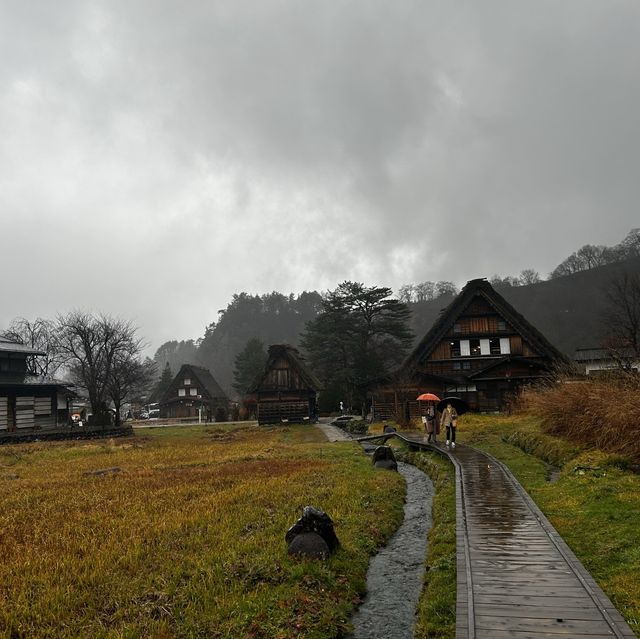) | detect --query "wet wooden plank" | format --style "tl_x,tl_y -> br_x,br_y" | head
475,604 -> 607,621
475,614 -> 614,634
